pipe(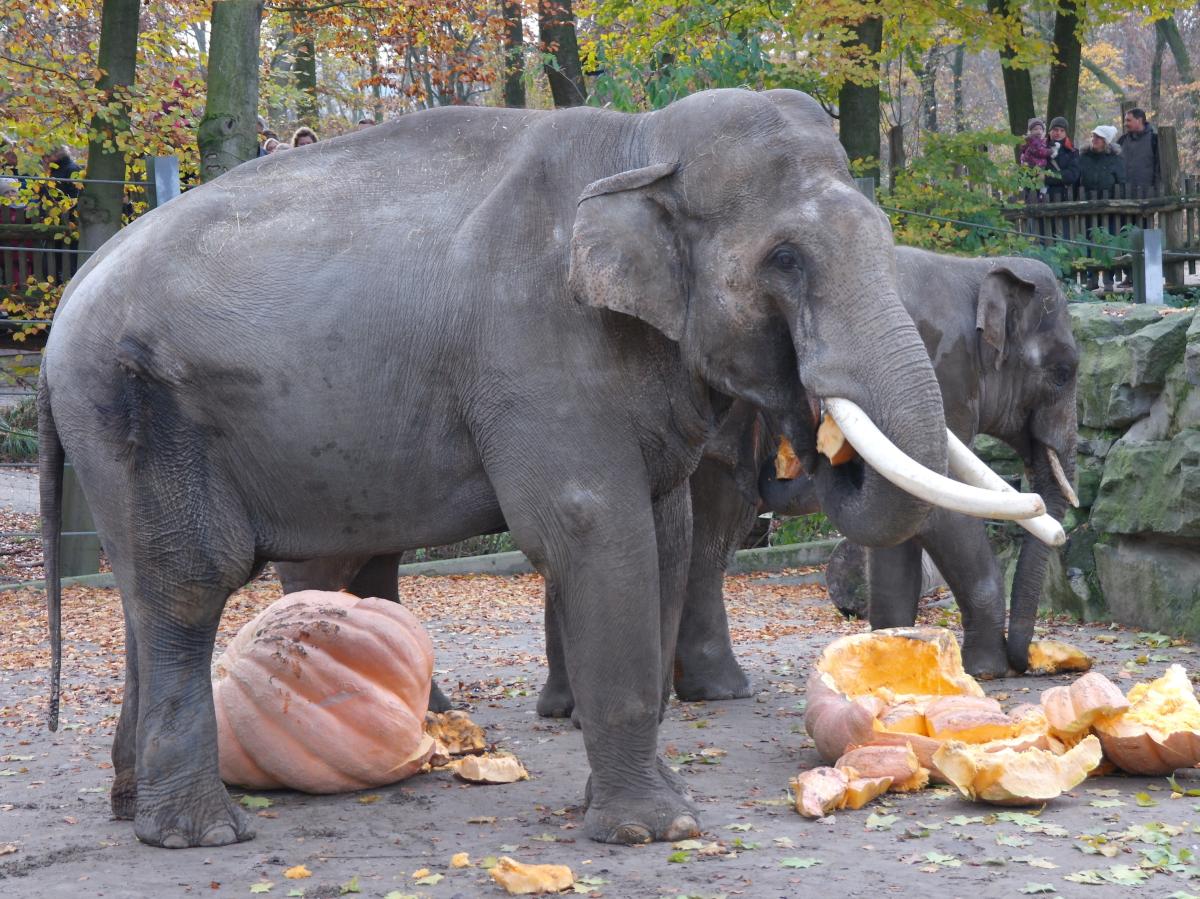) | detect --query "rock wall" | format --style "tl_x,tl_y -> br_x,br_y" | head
1032,304 -> 1200,635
